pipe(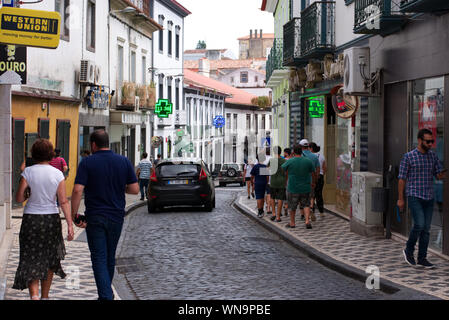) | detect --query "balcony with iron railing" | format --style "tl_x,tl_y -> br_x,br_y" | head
354,0 -> 407,35
400,0 -> 449,13
266,38 -> 285,84
300,1 -> 336,61
123,0 -> 150,17
283,18 -> 308,67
